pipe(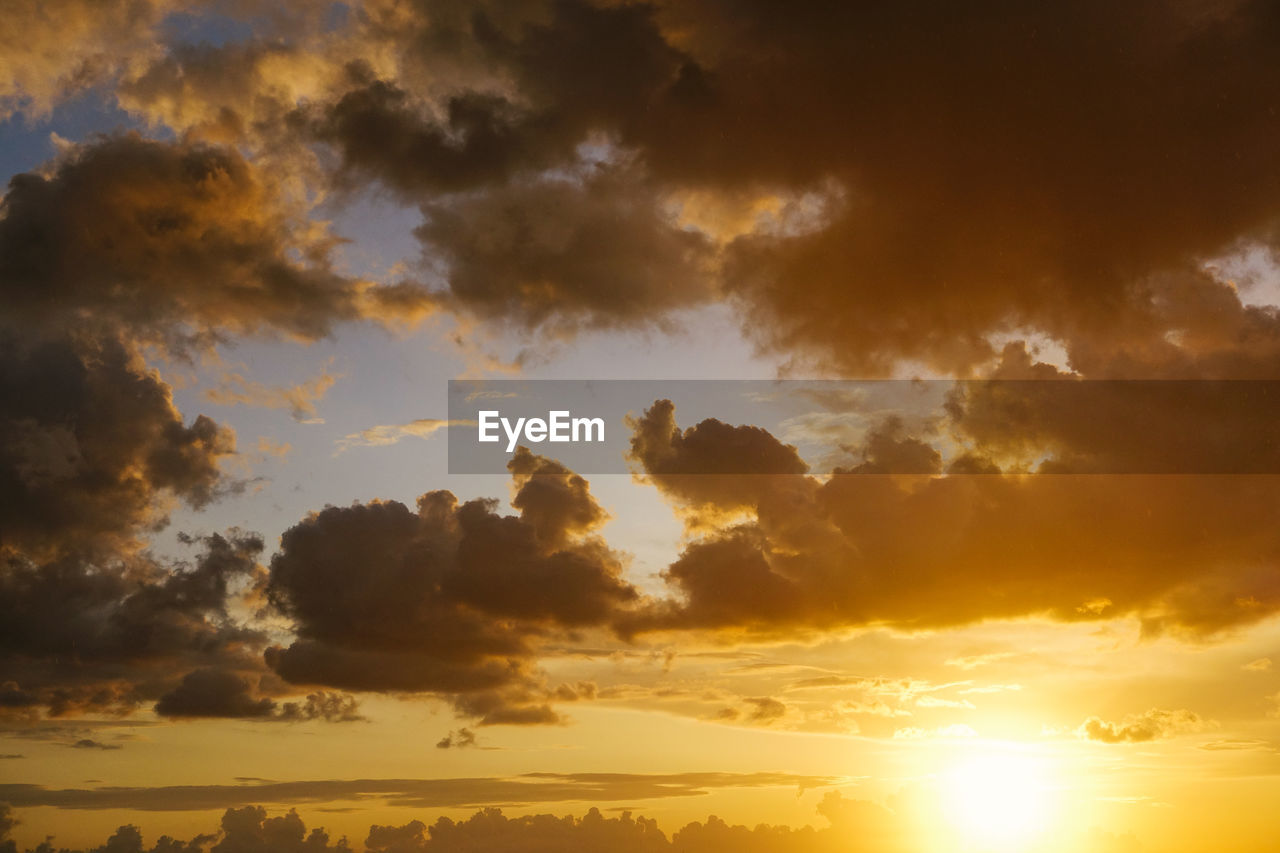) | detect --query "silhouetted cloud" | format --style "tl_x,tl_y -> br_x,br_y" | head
0,130 -> 433,723
0,135 -> 431,349
622,400 -> 1280,638
435,729 -> 476,750
12,1 -> 1280,379
0,333 -> 234,560
0,532 -> 265,718
265,449 -> 637,723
